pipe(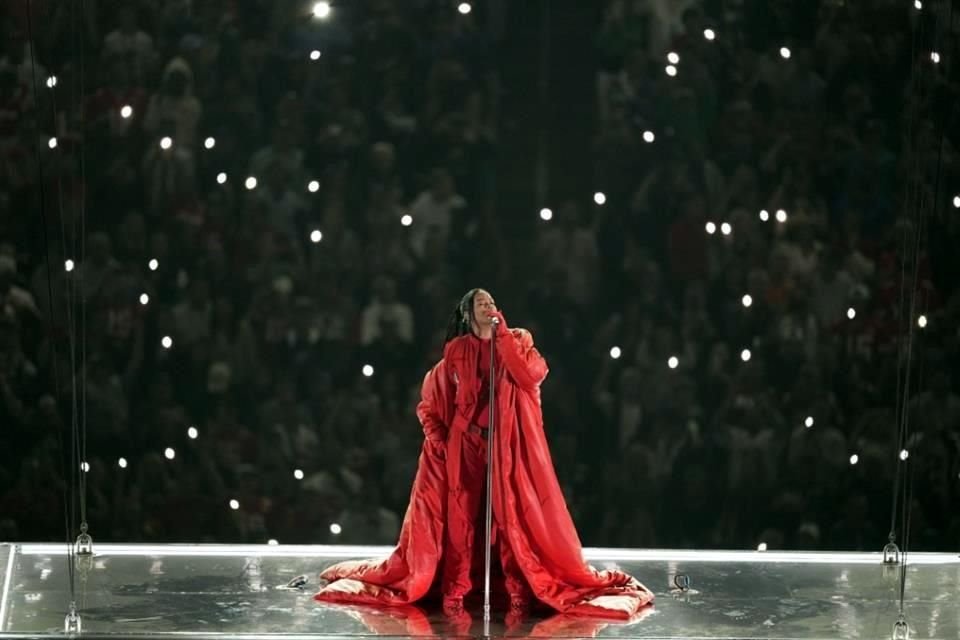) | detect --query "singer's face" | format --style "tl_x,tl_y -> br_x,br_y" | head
472,290 -> 497,326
